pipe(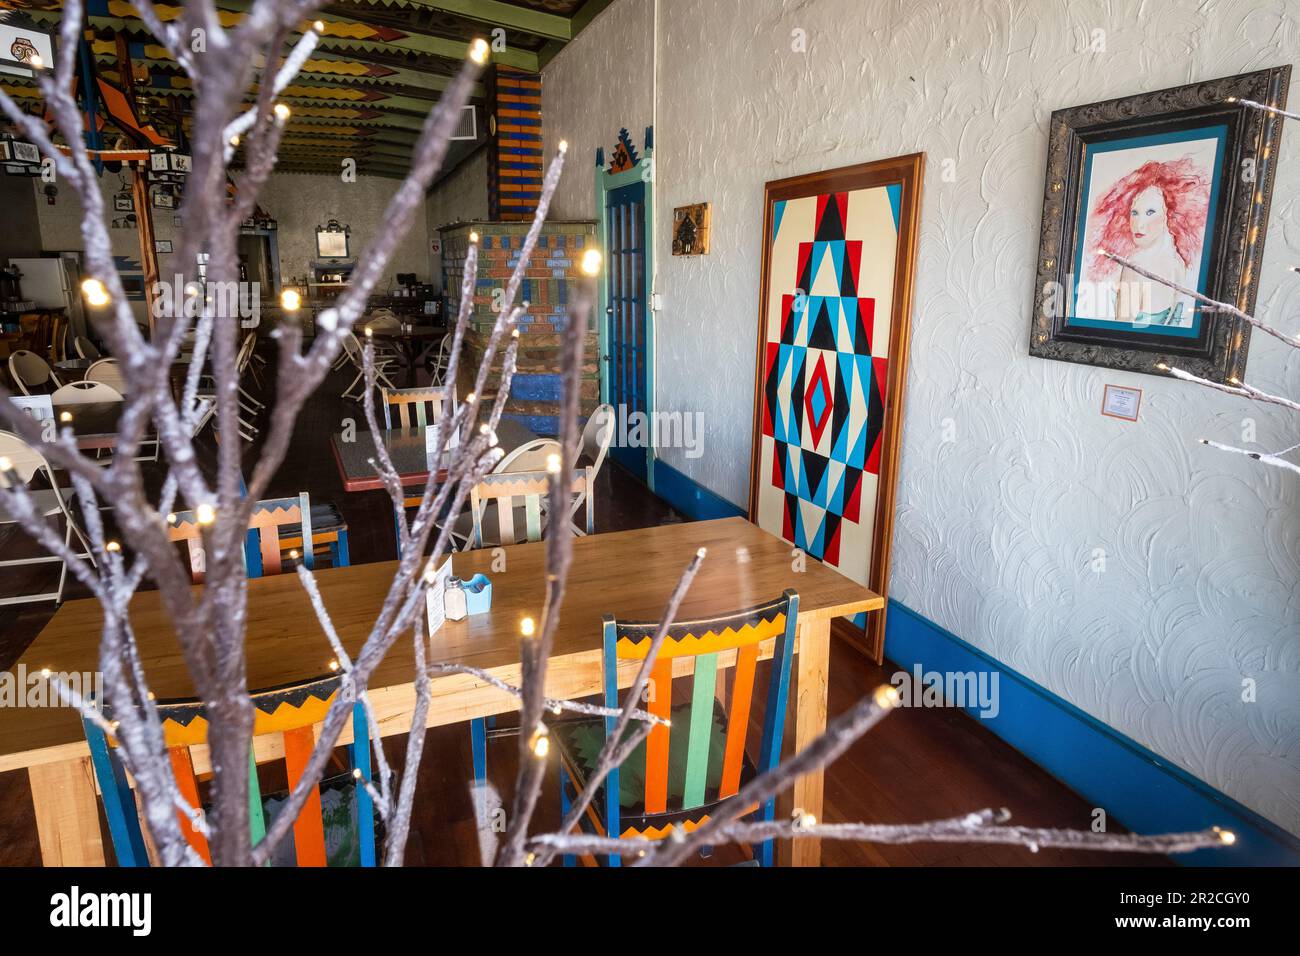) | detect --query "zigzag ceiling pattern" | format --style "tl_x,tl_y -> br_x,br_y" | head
0,0 -> 615,176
